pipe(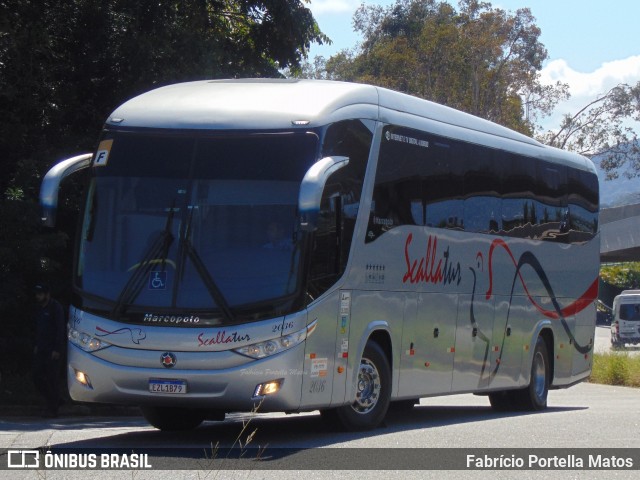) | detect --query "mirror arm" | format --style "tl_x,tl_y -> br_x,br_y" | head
40,153 -> 93,227
298,156 -> 349,231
